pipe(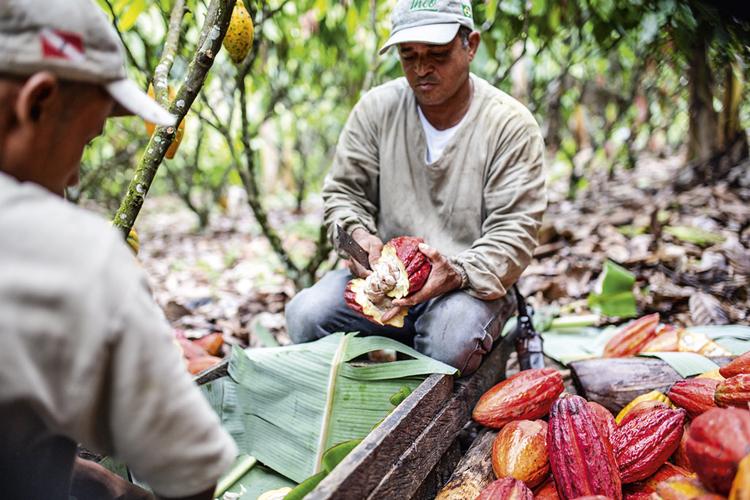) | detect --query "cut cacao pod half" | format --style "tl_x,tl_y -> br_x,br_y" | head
492,420 -> 549,489
602,313 -> 660,358
344,236 -> 431,327
720,351 -> 750,379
